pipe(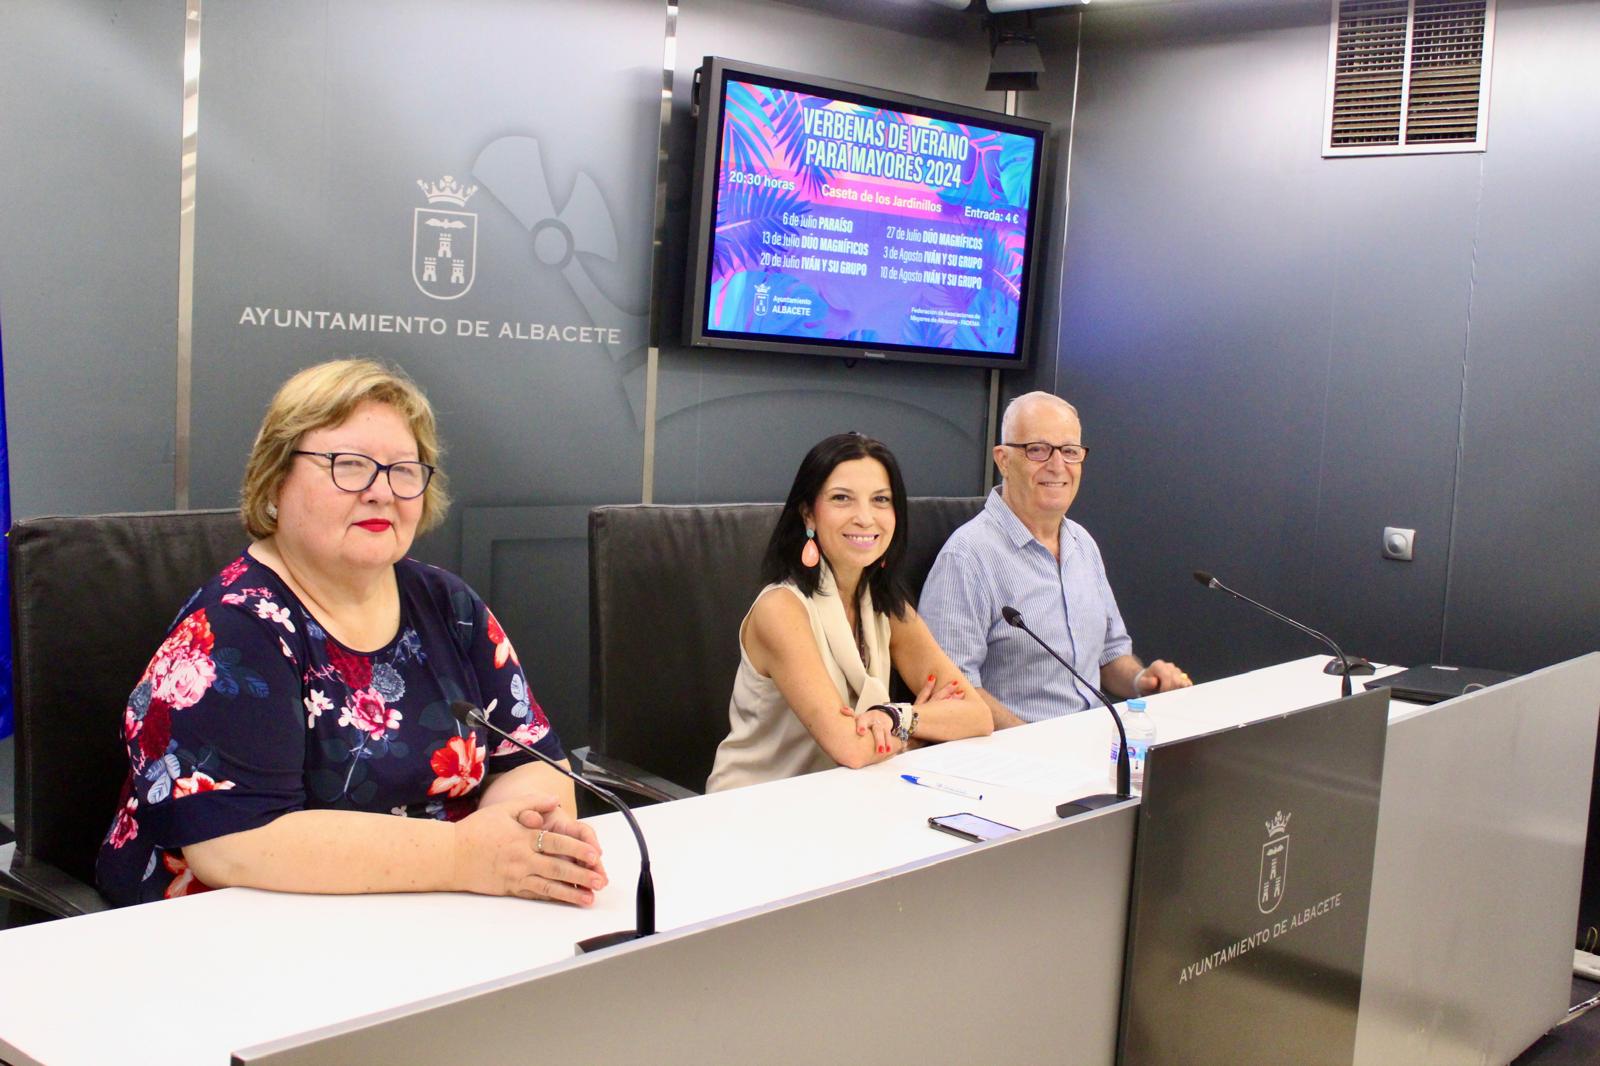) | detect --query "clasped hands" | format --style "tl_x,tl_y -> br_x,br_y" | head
455,794 -> 608,907
840,675 -> 962,755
